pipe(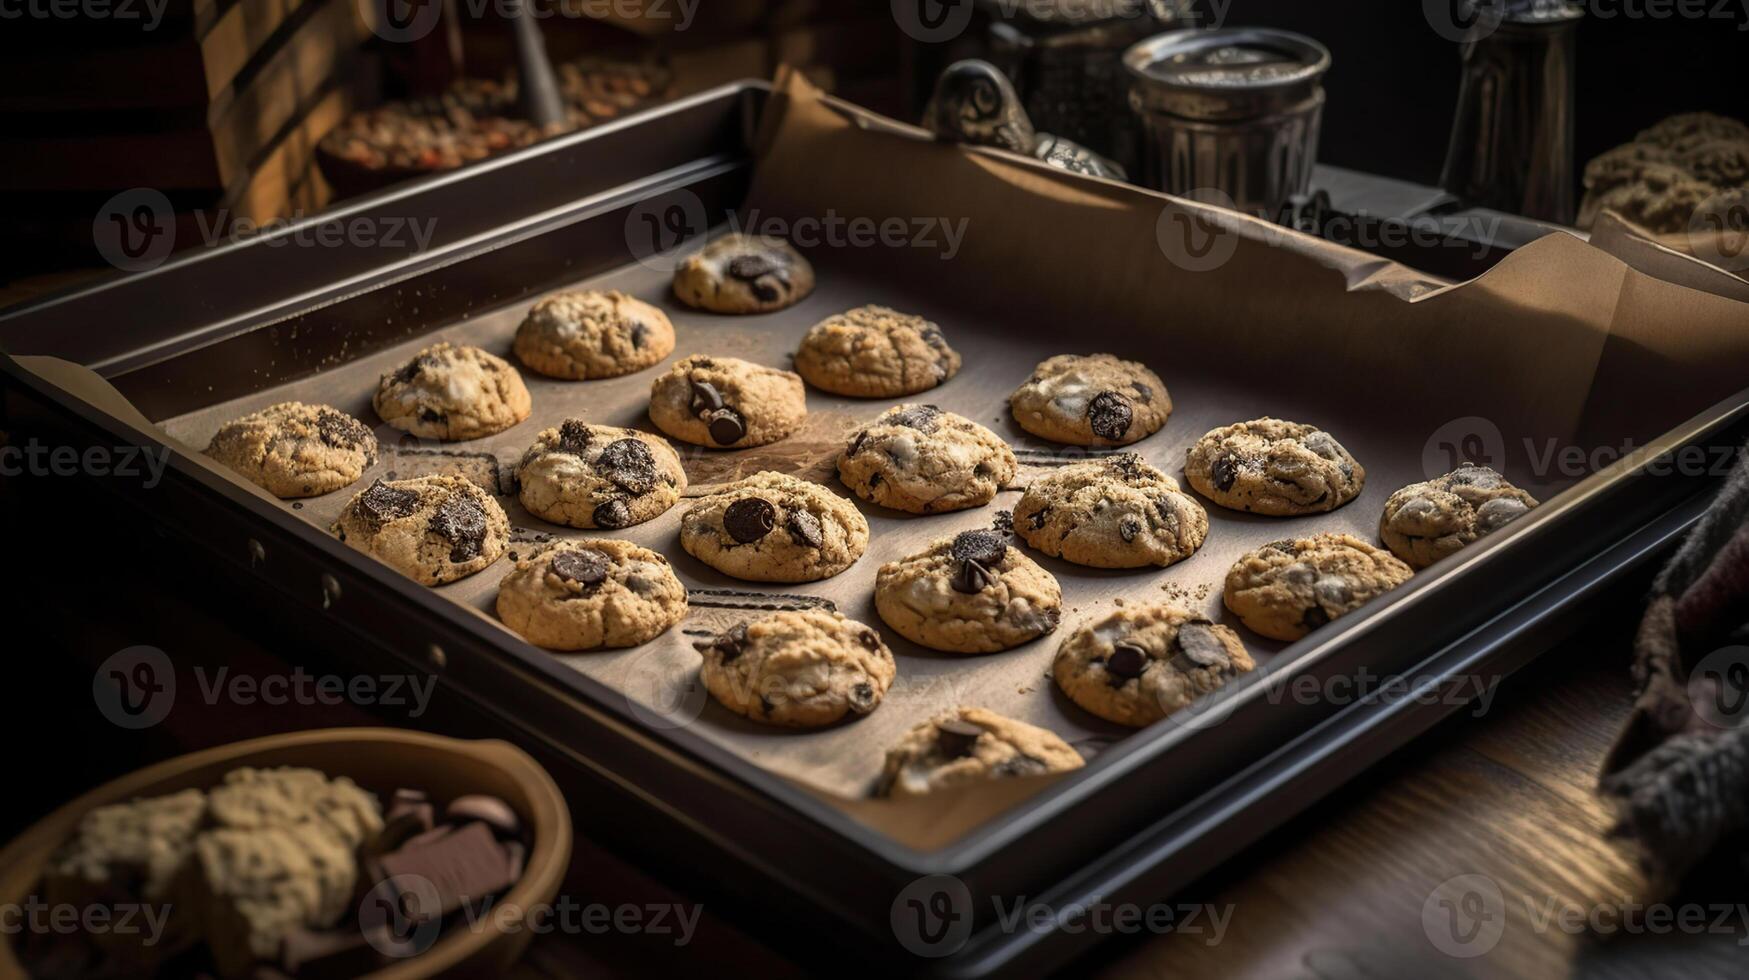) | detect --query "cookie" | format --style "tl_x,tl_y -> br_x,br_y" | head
496,540 -> 687,650
331,475 -> 509,585
1013,453 -> 1207,568
874,528 -> 1062,653
1008,353 -> 1170,447
512,289 -> 676,380
1677,139 -> 1749,190
873,707 -> 1084,798
1053,604 -> 1254,727
1378,464 -> 1539,569
793,305 -> 962,397
1185,418 -> 1365,516
838,404 -> 1016,514
679,471 -> 868,582
692,609 -> 895,728
1636,111 -> 1749,155
373,341 -> 532,441
648,354 -> 807,449
1223,533 -> 1413,641
204,402 -> 377,498
672,233 -> 815,314
514,420 -> 686,529
1587,162 -> 1718,234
